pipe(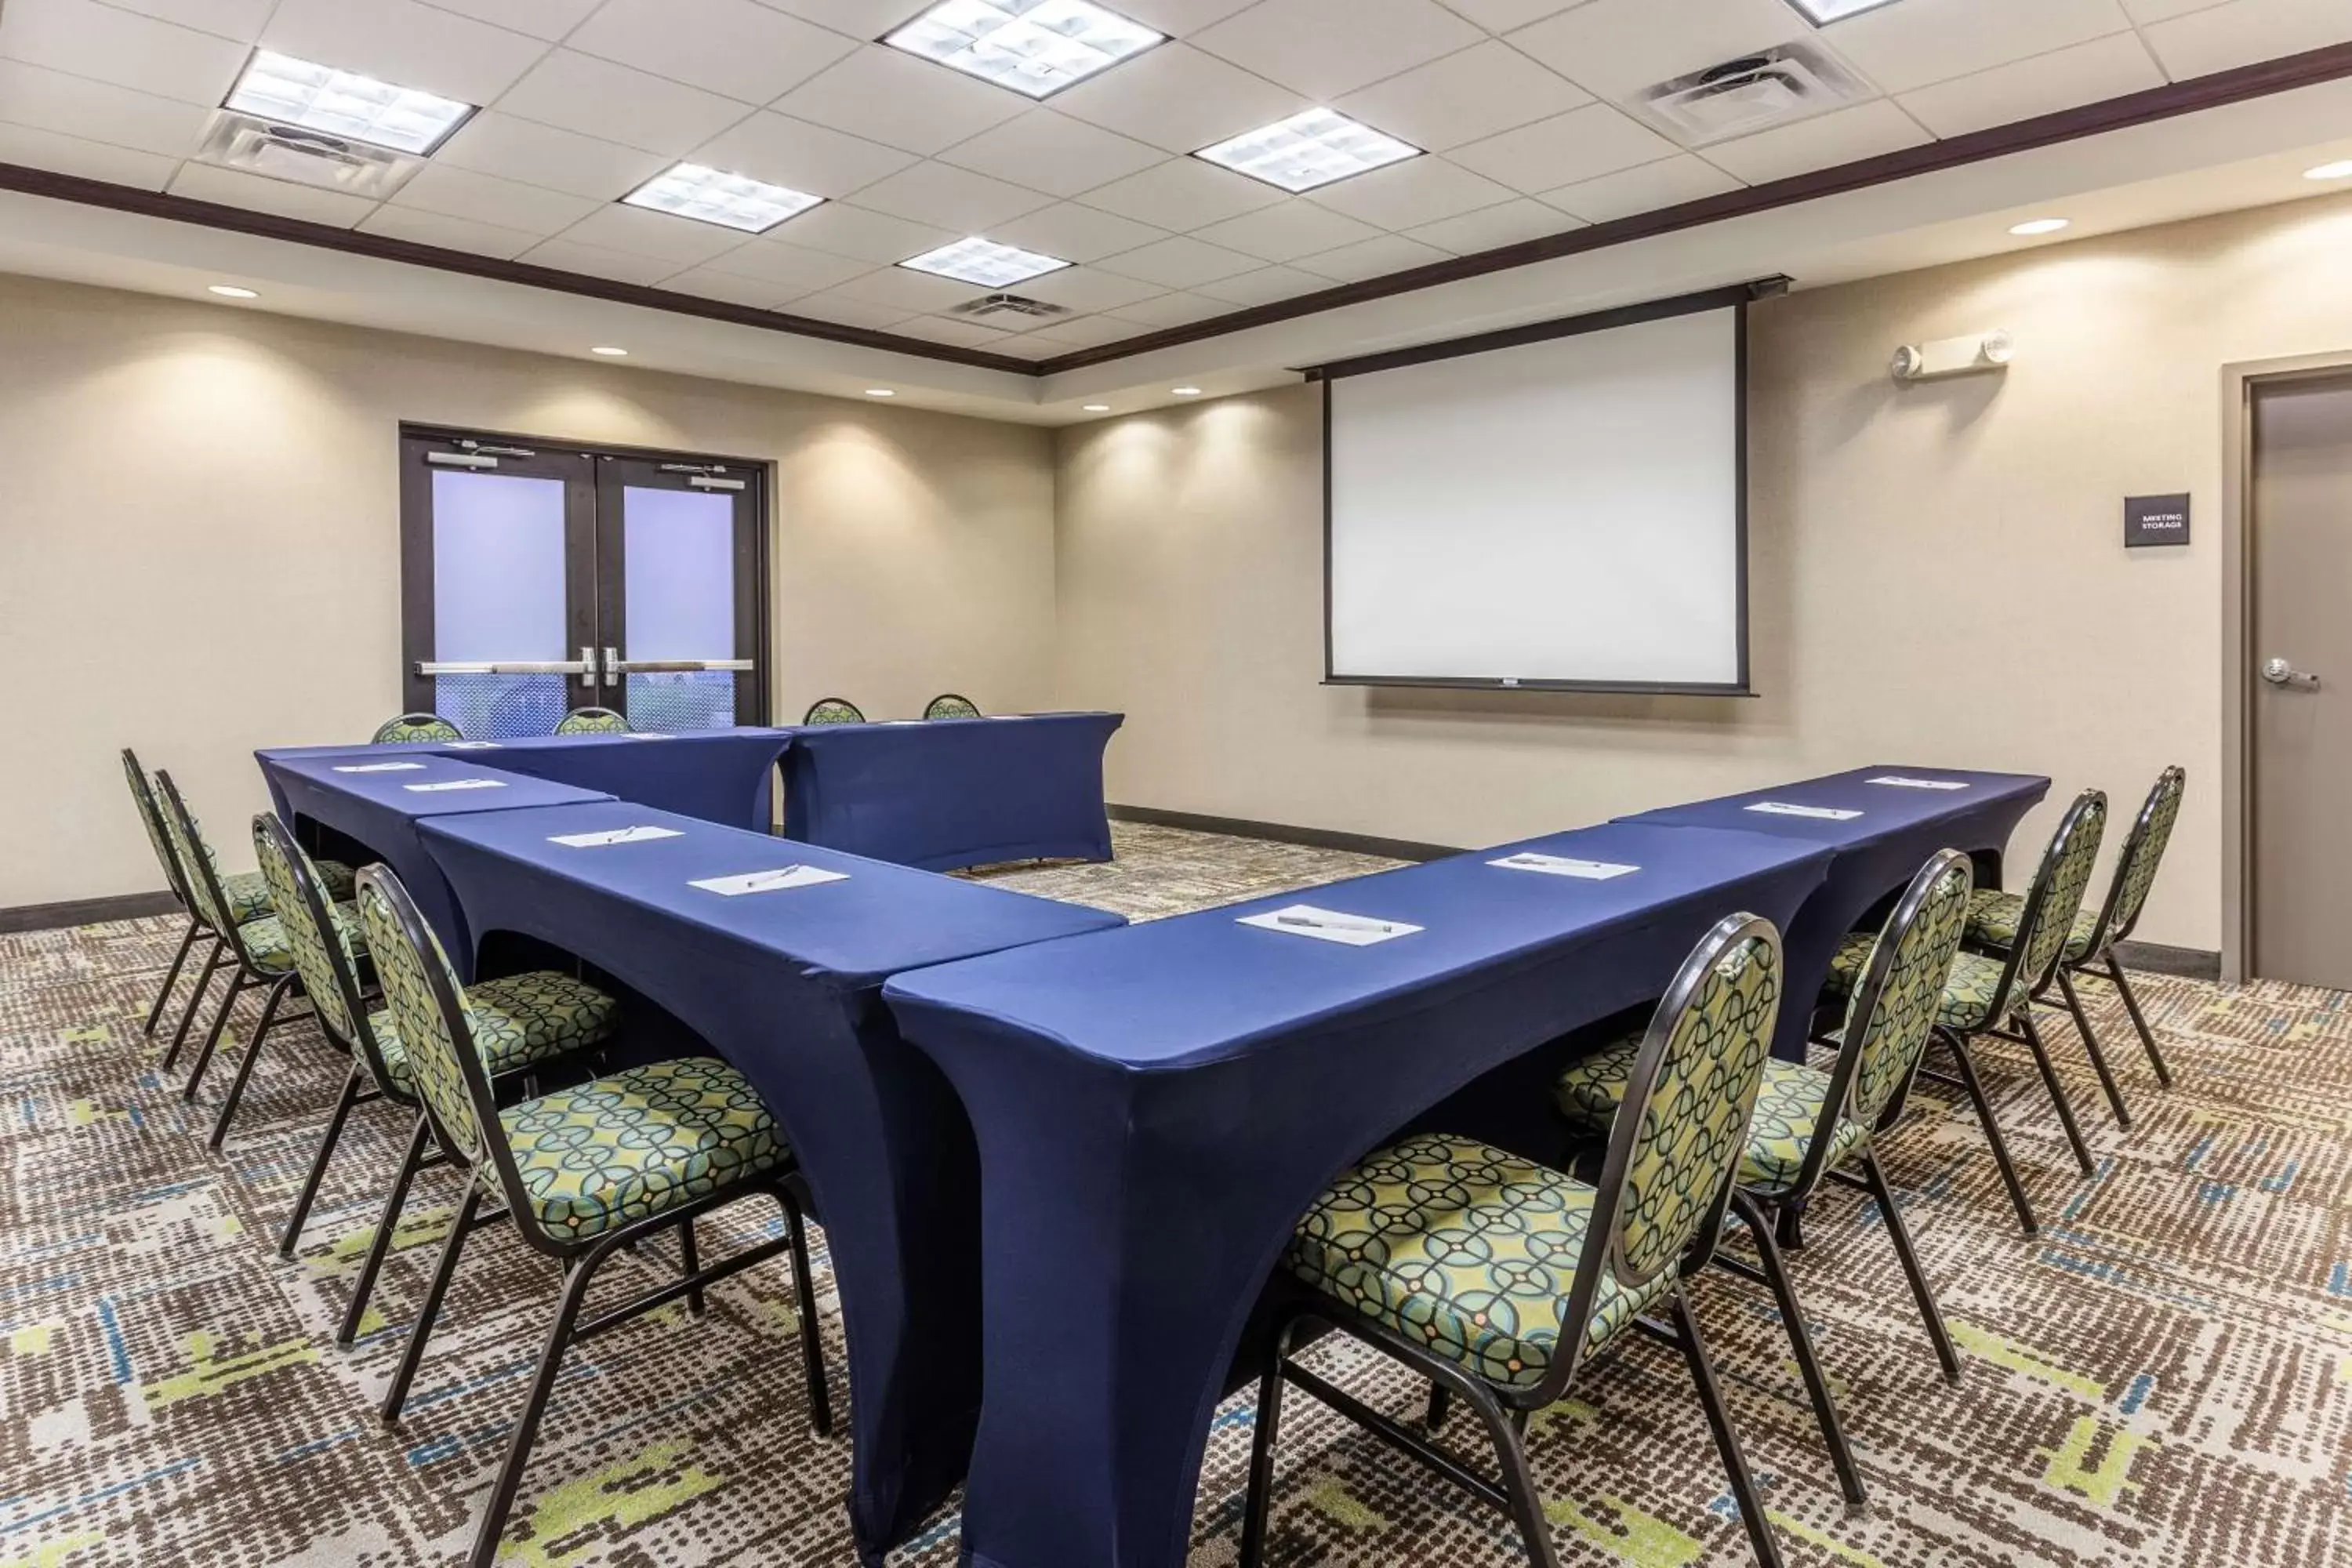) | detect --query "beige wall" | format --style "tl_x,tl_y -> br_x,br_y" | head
1055,189 -> 2352,952
0,272 -> 1055,907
